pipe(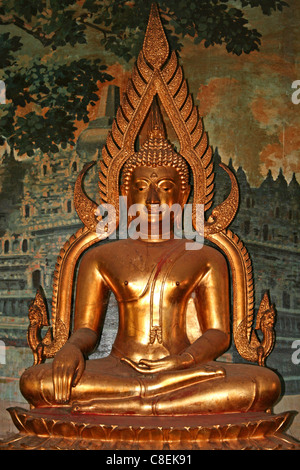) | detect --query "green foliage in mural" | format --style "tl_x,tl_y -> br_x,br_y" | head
2,59 -> 112,156
0,0 -> 289,156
